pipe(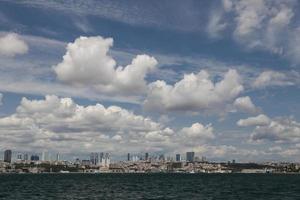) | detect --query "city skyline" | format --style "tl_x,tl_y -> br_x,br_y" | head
1,149 -> 200,163
0,0 -> 300,162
